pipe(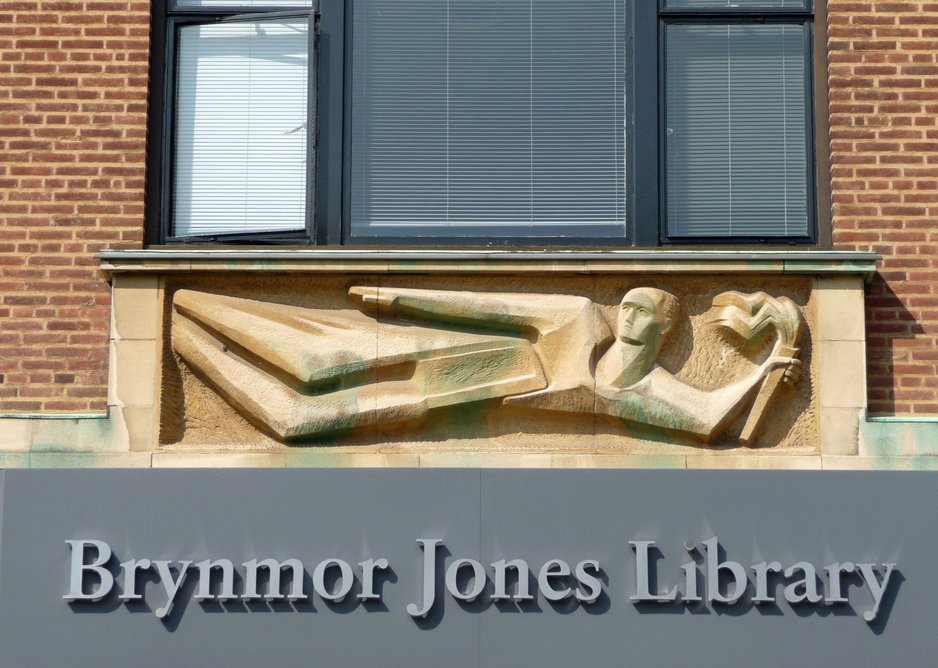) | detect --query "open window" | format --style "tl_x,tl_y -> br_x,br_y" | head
158,1 -> 316,243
